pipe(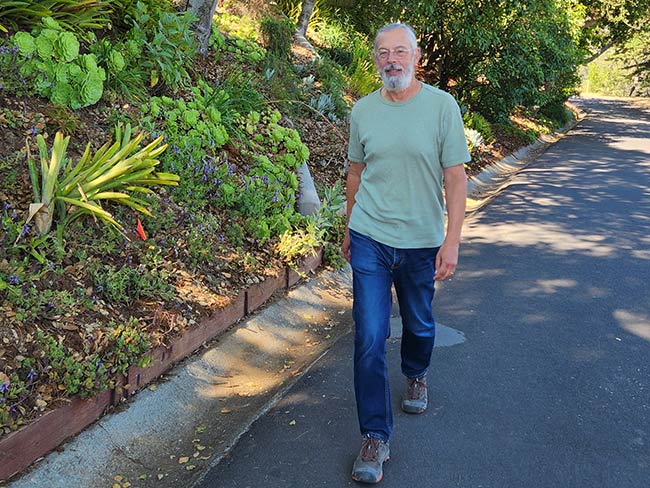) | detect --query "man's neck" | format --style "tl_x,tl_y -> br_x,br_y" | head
381,78 -> 421,103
